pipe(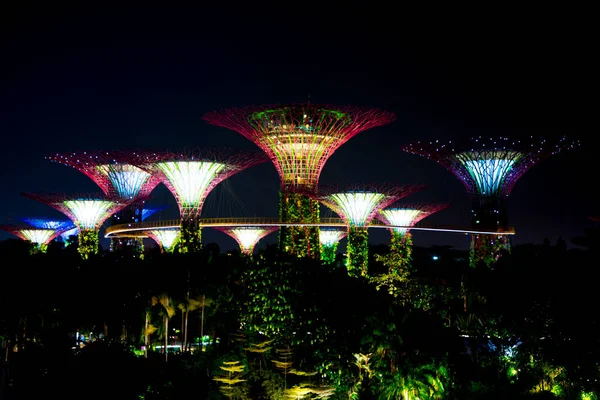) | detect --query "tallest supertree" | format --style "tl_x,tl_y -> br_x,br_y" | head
203,104 -> 396,258
401,135 -> 579,267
